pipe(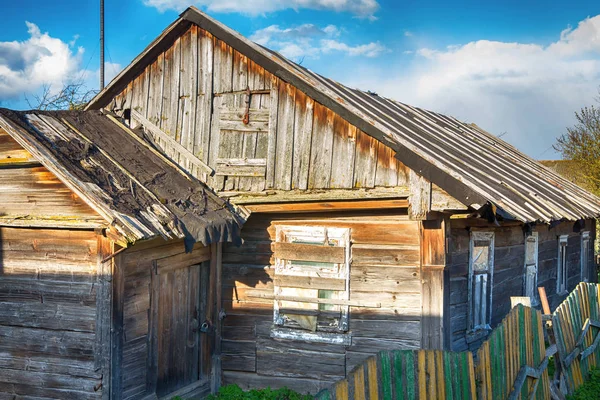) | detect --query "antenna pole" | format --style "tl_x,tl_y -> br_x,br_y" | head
100,0 -> 105,90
